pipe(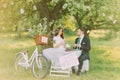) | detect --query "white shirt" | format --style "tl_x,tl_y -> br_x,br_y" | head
79,35 -> 84,44
53,36 -> 65,50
